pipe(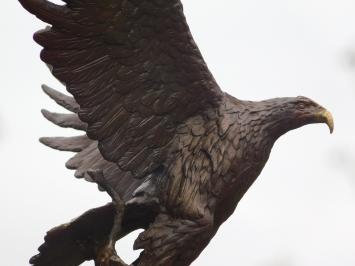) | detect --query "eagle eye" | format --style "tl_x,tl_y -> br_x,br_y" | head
297,103 -> 306,110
